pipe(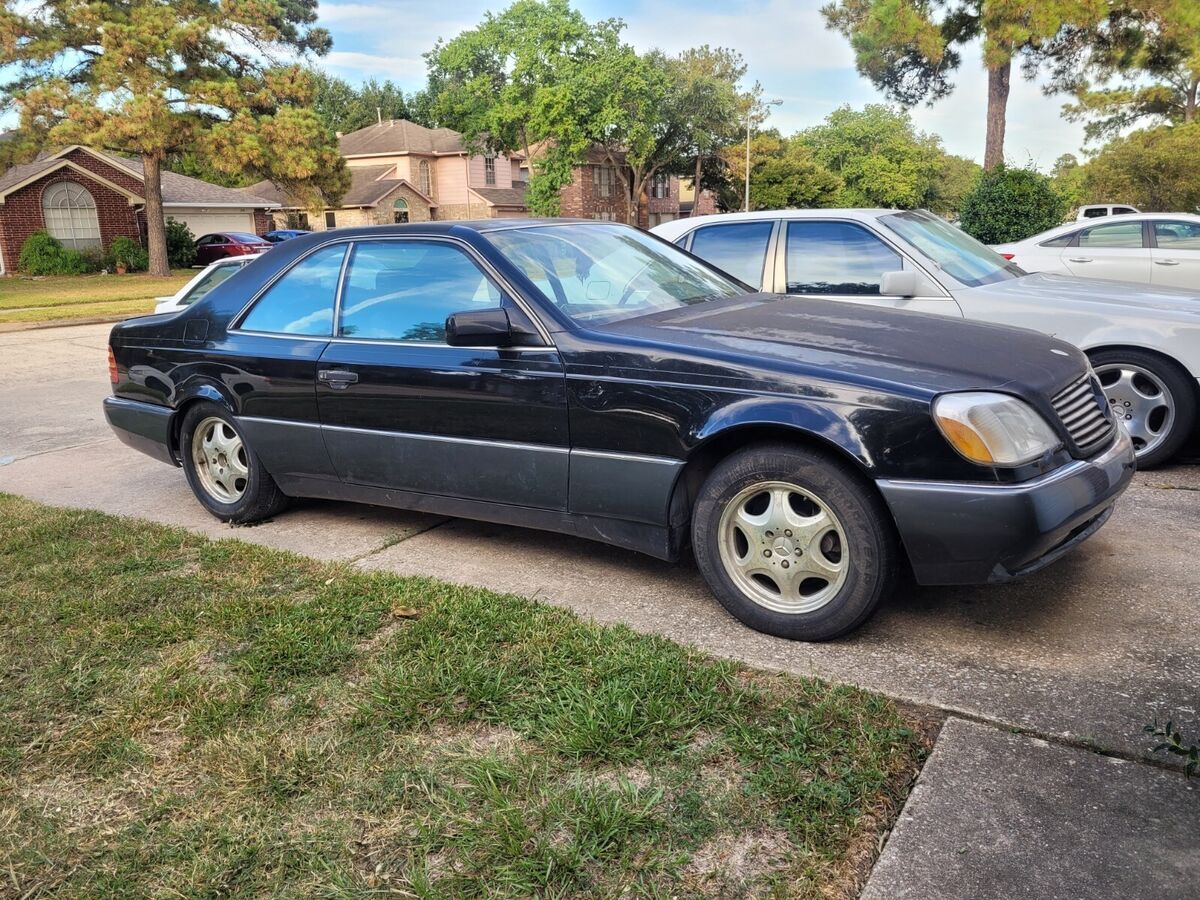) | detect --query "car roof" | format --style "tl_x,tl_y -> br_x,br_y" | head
1012,211 -> 1200,245
650,208 -> 898,239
